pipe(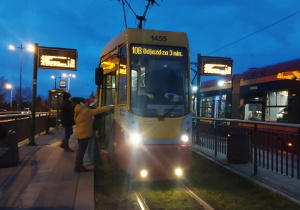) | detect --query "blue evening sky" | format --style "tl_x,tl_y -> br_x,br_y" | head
1,0 -> 299,99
